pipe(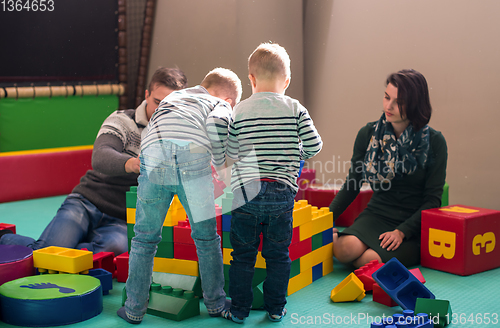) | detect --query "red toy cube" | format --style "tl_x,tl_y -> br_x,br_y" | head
114,252 -> 129,283
304,184 -> 373,227
421,205 -> 500,276
92,252 -> 115,277
354,259 -> 384,291
0,223 -> 16,234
